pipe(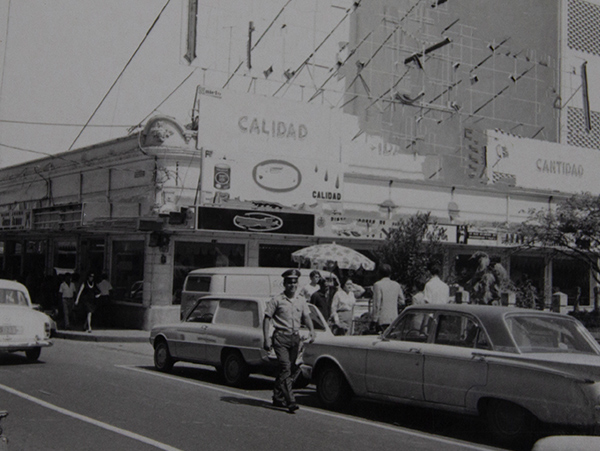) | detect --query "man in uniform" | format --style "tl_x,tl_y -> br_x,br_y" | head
263,269 -> 316,413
